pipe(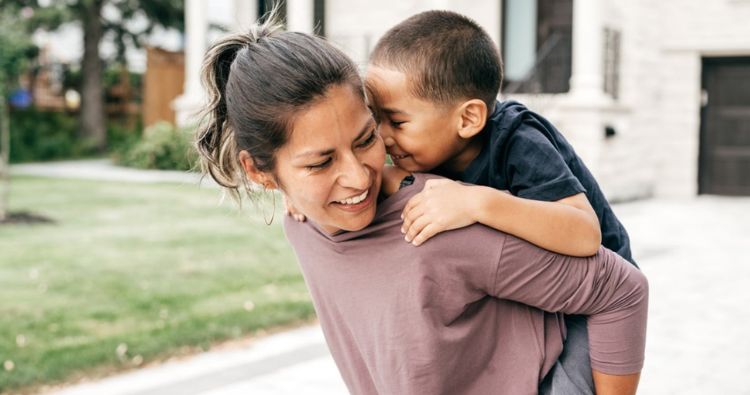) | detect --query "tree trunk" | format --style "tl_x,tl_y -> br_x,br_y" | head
0,95 -> 10,221
80,0 -> 107,151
